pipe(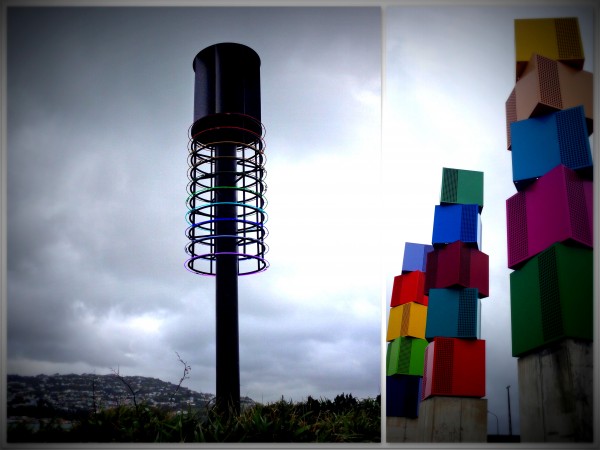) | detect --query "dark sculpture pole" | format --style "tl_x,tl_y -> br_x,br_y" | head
185,43 -> 267,419
215,142 -> 240,415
